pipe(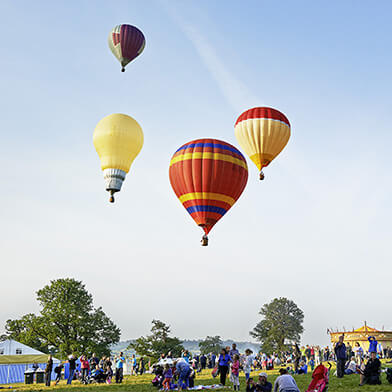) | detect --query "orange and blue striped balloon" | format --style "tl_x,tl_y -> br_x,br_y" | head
169,139 -> 248,244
